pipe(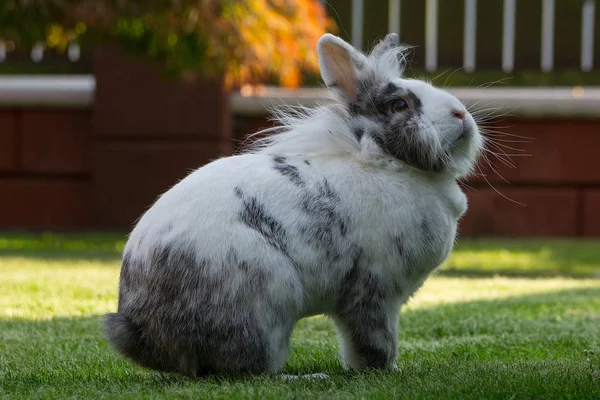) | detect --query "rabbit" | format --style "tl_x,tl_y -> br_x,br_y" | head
104,32 -> 483,378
